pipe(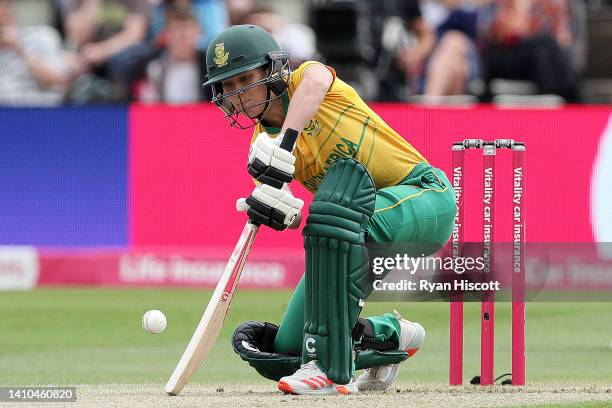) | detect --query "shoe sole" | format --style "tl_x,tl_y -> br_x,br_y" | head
357,320 -> 426,391
278,380 -> 357,395
380,321 -> 425,389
